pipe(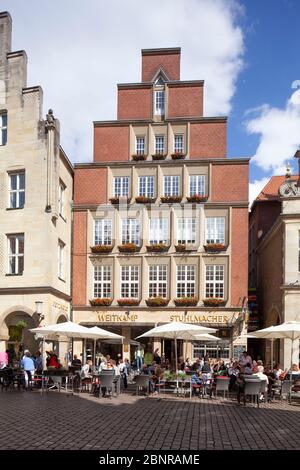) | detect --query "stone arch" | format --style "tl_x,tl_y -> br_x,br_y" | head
55,313 -> 68,324
265,305 -> 281,327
